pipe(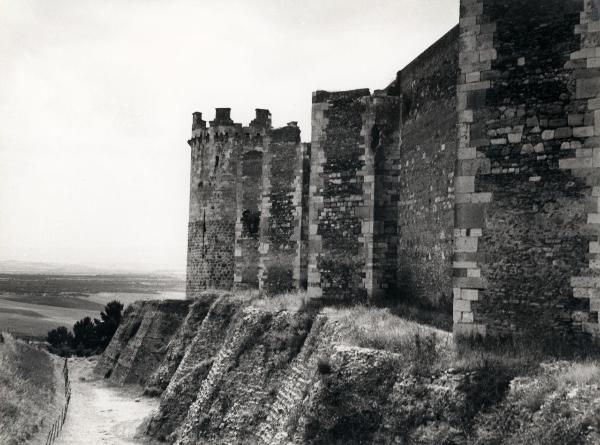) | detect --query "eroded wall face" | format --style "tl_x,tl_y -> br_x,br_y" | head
258,126 -> 306,294
455,0 -> 599,340
396,28 -> 459,312
234,150 -> 264,289
308,90 -> 372,303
